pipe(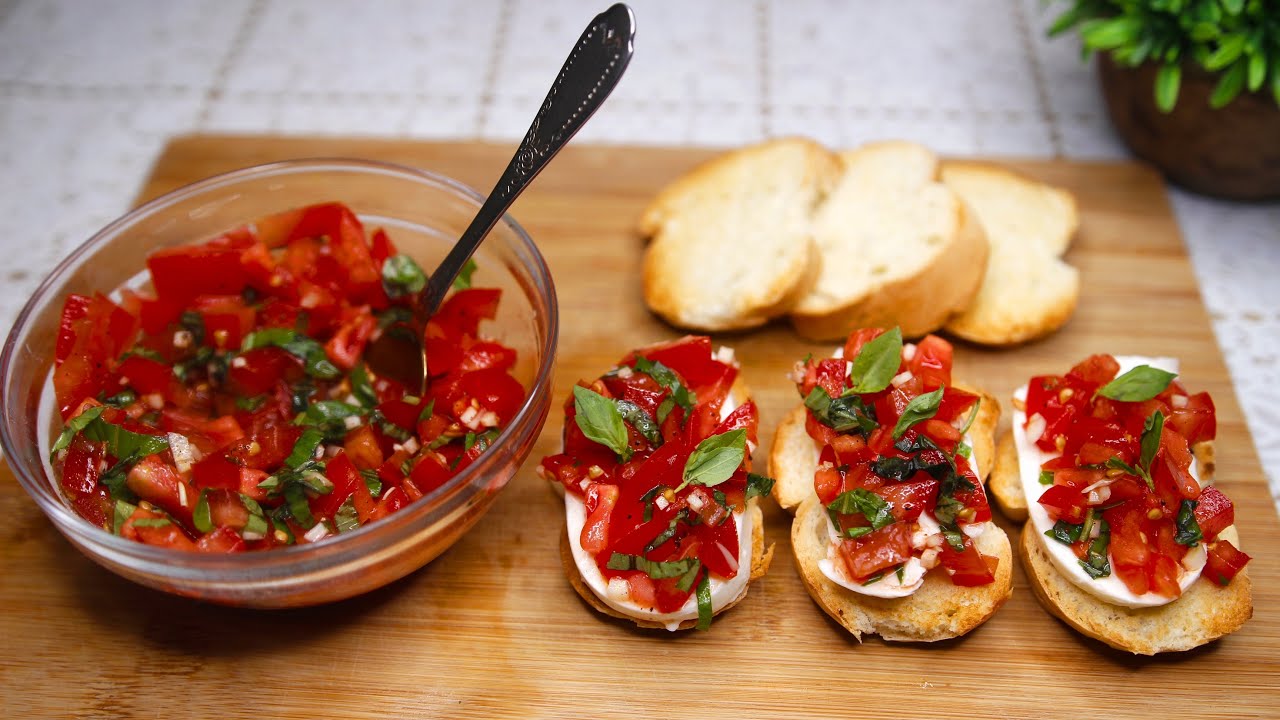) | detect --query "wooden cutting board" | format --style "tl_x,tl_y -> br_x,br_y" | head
2,137 -> 1276,719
